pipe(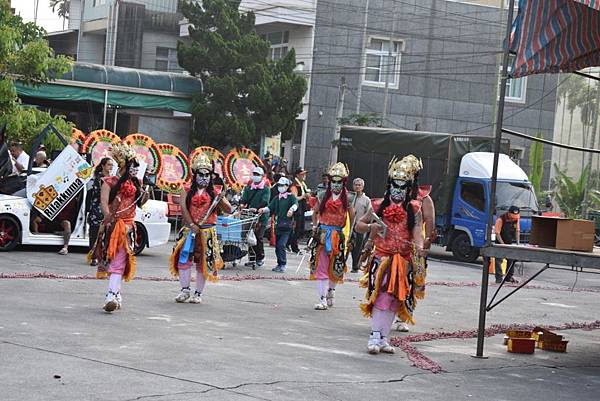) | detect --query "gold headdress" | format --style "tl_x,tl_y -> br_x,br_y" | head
191,153 -> 213,172
328,162 -> 349,178
111,142 -> 138,168
388,154 -> 422,181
